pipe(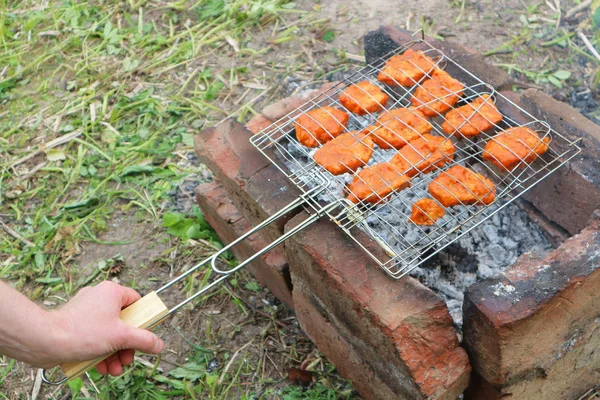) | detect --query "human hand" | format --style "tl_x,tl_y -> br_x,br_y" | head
45,281 -> 165,376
